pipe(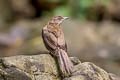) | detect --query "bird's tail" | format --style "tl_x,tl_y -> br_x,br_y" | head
57,49 -> 73,76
